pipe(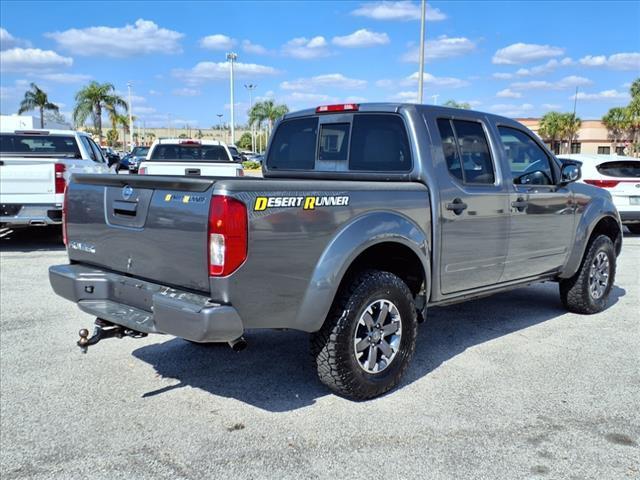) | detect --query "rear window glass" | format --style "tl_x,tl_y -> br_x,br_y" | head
131,147 -> 149,157
596,161 -> 640,178
0,134 -> 80,157
267,114 -> 411,172
149,144 -> 231,162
